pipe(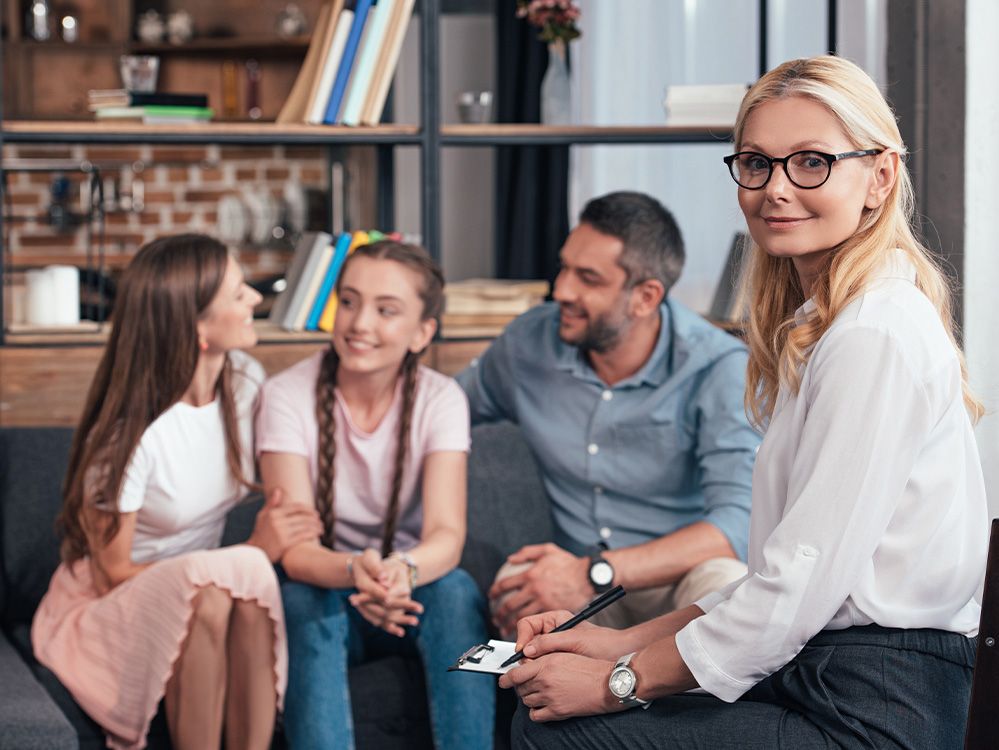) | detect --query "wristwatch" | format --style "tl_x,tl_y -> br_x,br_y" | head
608,652 -> 651,709
587,550 -> 615,594
387,550 -> 419,588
